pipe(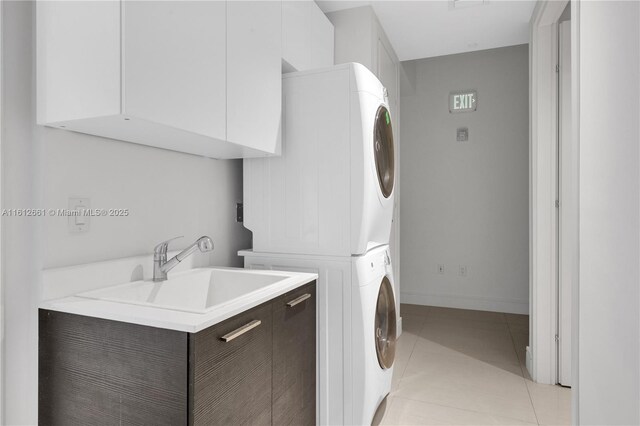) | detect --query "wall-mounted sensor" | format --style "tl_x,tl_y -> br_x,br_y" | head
457,127 -> 469,142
